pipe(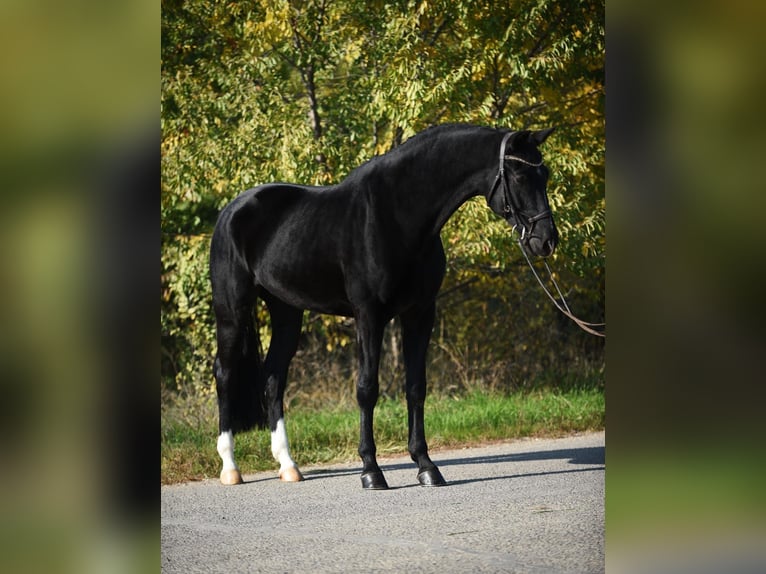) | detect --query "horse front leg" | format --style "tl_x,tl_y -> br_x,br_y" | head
355,309 -> 388,490
401,303 -> 446,486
